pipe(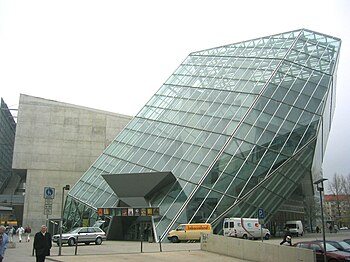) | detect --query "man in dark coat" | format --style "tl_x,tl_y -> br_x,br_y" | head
33,225 -> 52,262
